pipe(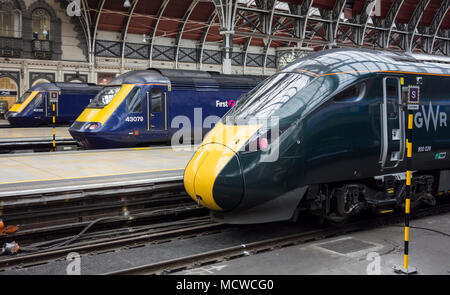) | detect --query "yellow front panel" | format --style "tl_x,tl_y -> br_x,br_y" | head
202,122 -> 262,152
8,103 -> 21,112
9,91 -> 38,113
76,84 -> 135,124
184,145 -> 209,200
188,144 -> 234,210
184,122 -> 262,211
